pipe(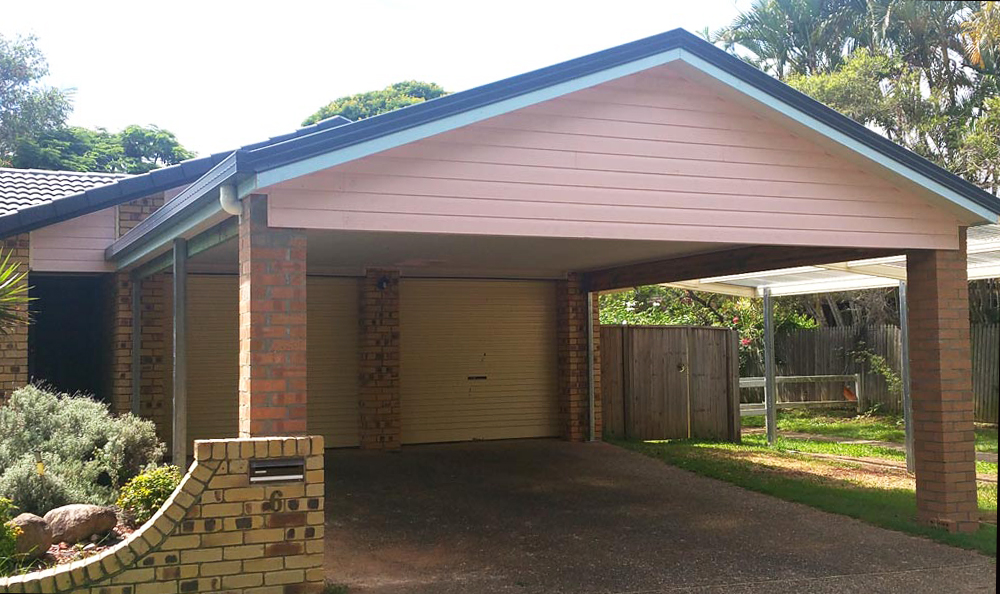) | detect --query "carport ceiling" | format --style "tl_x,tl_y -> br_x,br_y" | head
187,229 -> 742,279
